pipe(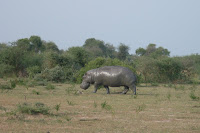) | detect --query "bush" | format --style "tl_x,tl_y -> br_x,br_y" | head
156,58 -> 183,82
26,66 -> 40,78
17,102 -> 50,115
0,80 -> 16,90
190,91 -> 200,101
32,90 -> 40,95
45,83 -> 55,90
0,63 -> 14,77
34,66 -> 66,82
